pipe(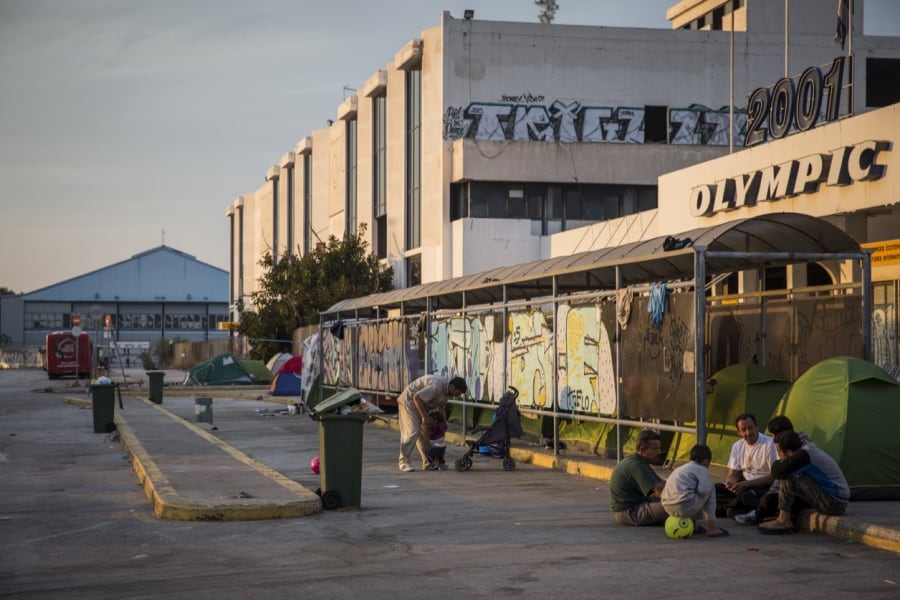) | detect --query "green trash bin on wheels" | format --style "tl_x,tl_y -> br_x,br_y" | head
308,388 -> 367,510
146,371 -> 165,404
90,383 -> 117,433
